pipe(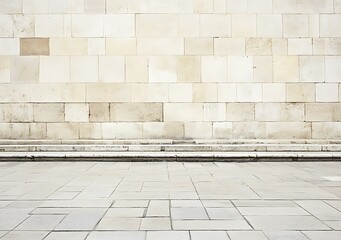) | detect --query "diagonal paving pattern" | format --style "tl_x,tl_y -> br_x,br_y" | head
0,162 -> 340,239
